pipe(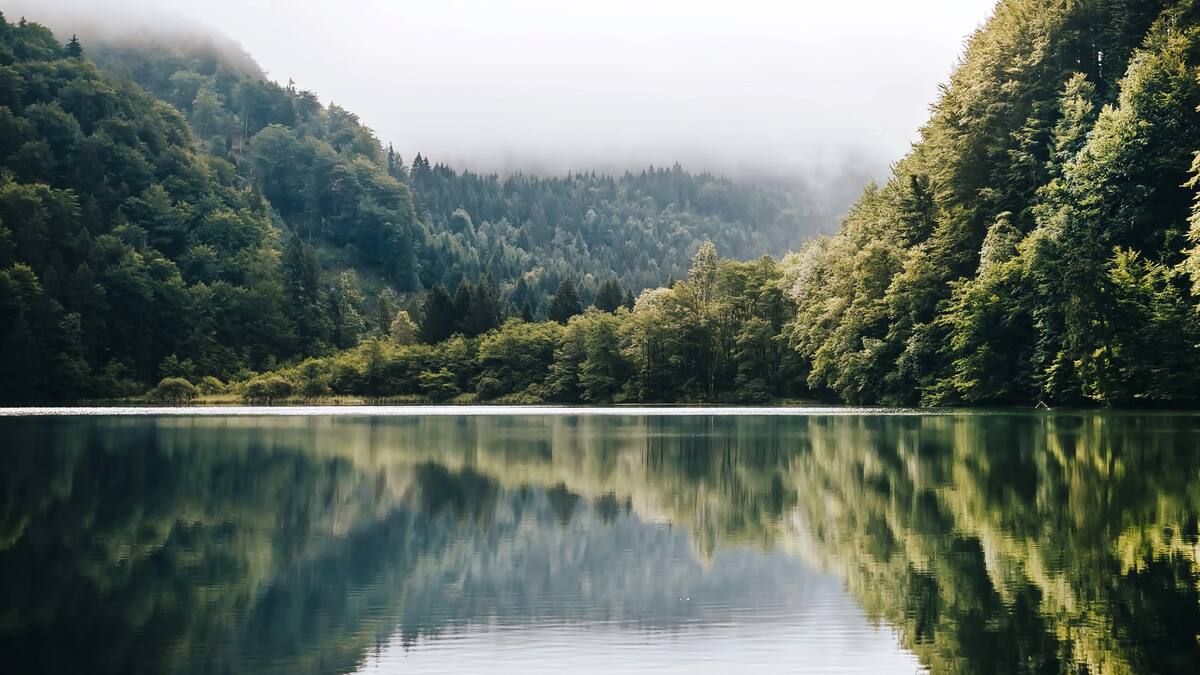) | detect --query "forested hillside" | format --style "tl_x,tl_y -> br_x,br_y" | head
86,34 -> 820,306
0,16 -> 294,399
234,0 -> 1200,408
785,0 -> 1200,406
7,0 -> 1200,407
0,13 -> 822,402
